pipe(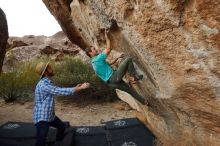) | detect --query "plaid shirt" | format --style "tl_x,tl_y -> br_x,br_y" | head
34,77 -> 74,124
